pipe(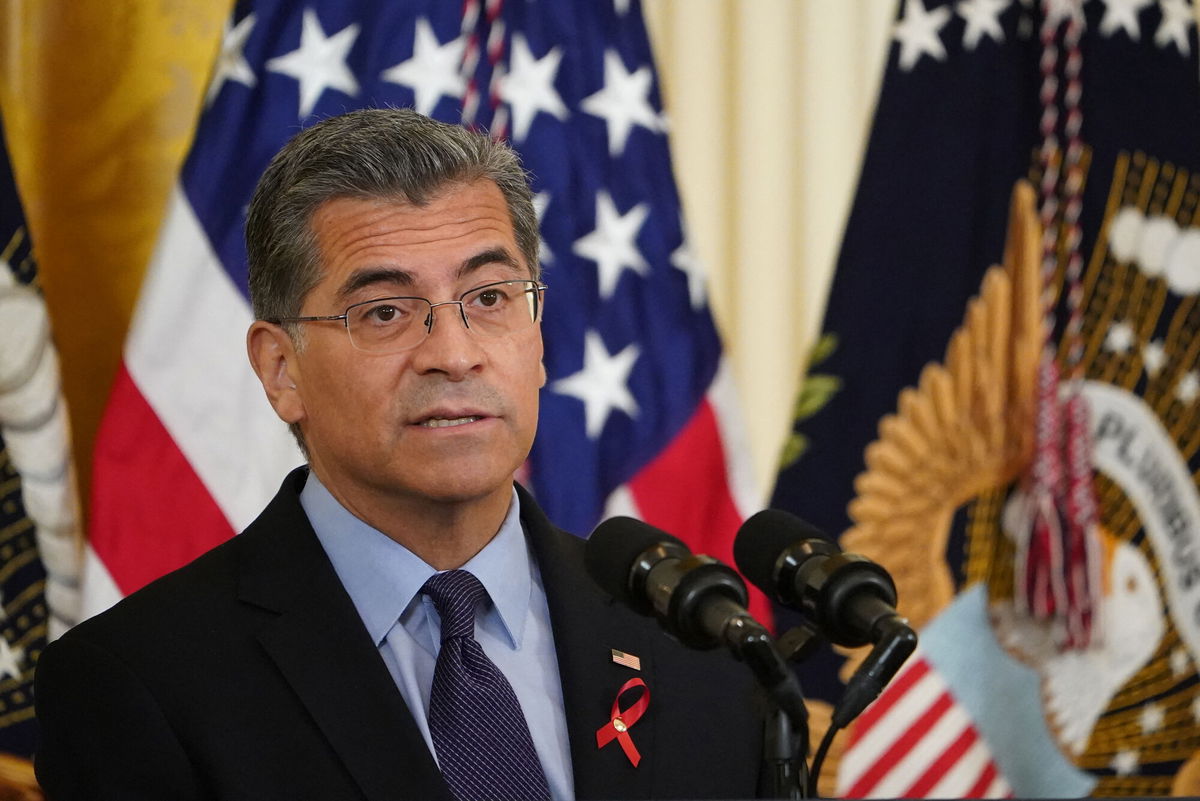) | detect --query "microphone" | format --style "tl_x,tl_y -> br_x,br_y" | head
734,509 -> 917,727
585,516 -> 755,651
734,509 -> 907,648
585,516 -> 810,733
